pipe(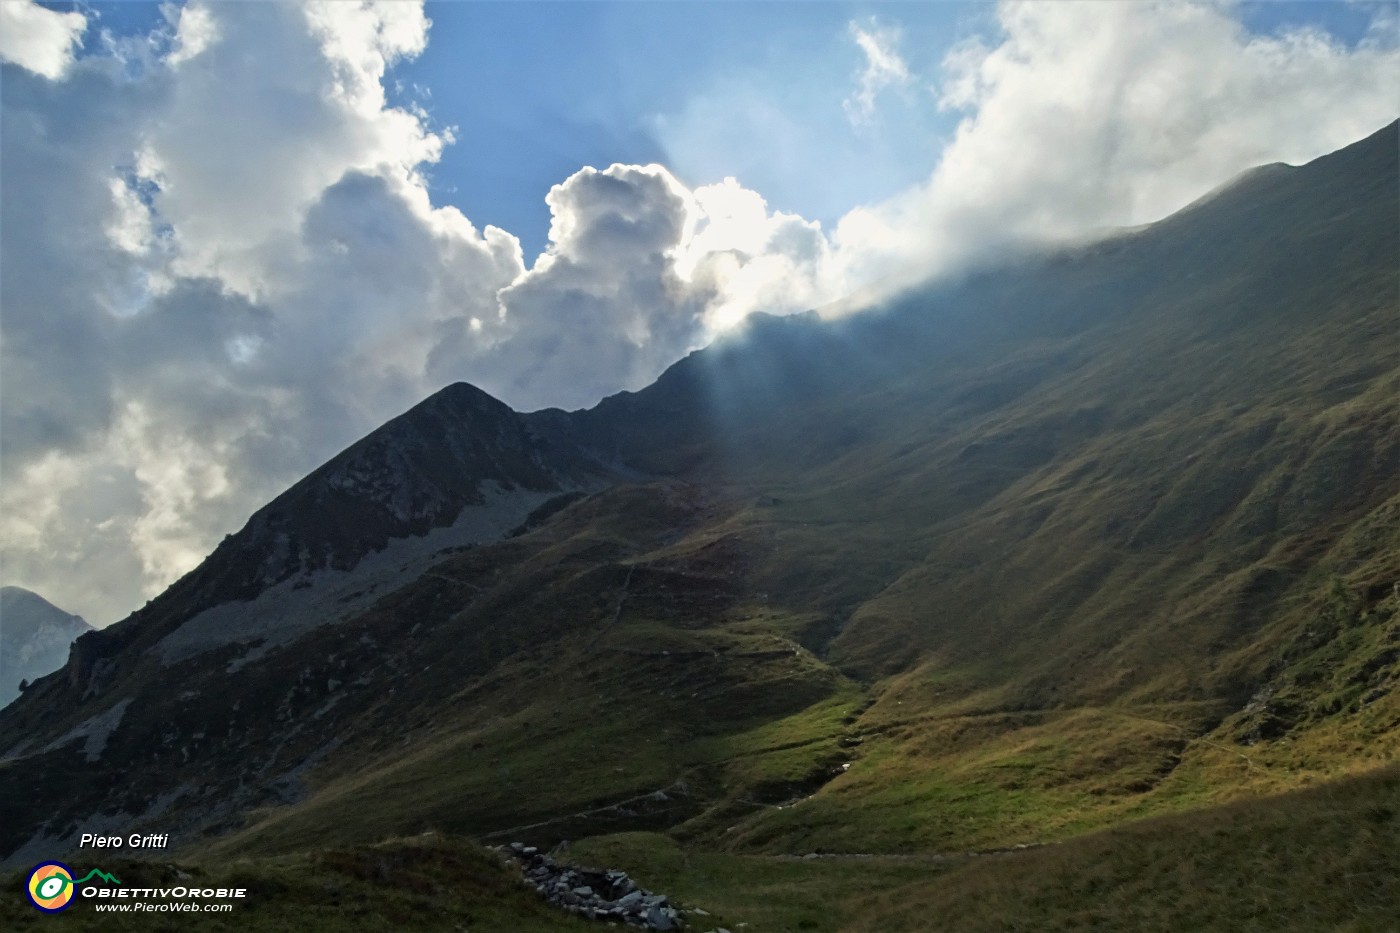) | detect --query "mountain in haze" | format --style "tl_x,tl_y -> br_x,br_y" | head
0,587 -> 91,708
0,121 -> 1394,891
